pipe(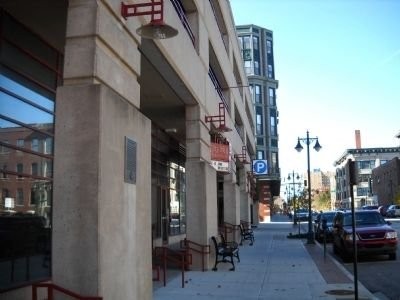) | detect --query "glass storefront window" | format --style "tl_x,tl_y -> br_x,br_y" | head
0,10 -> 62,291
